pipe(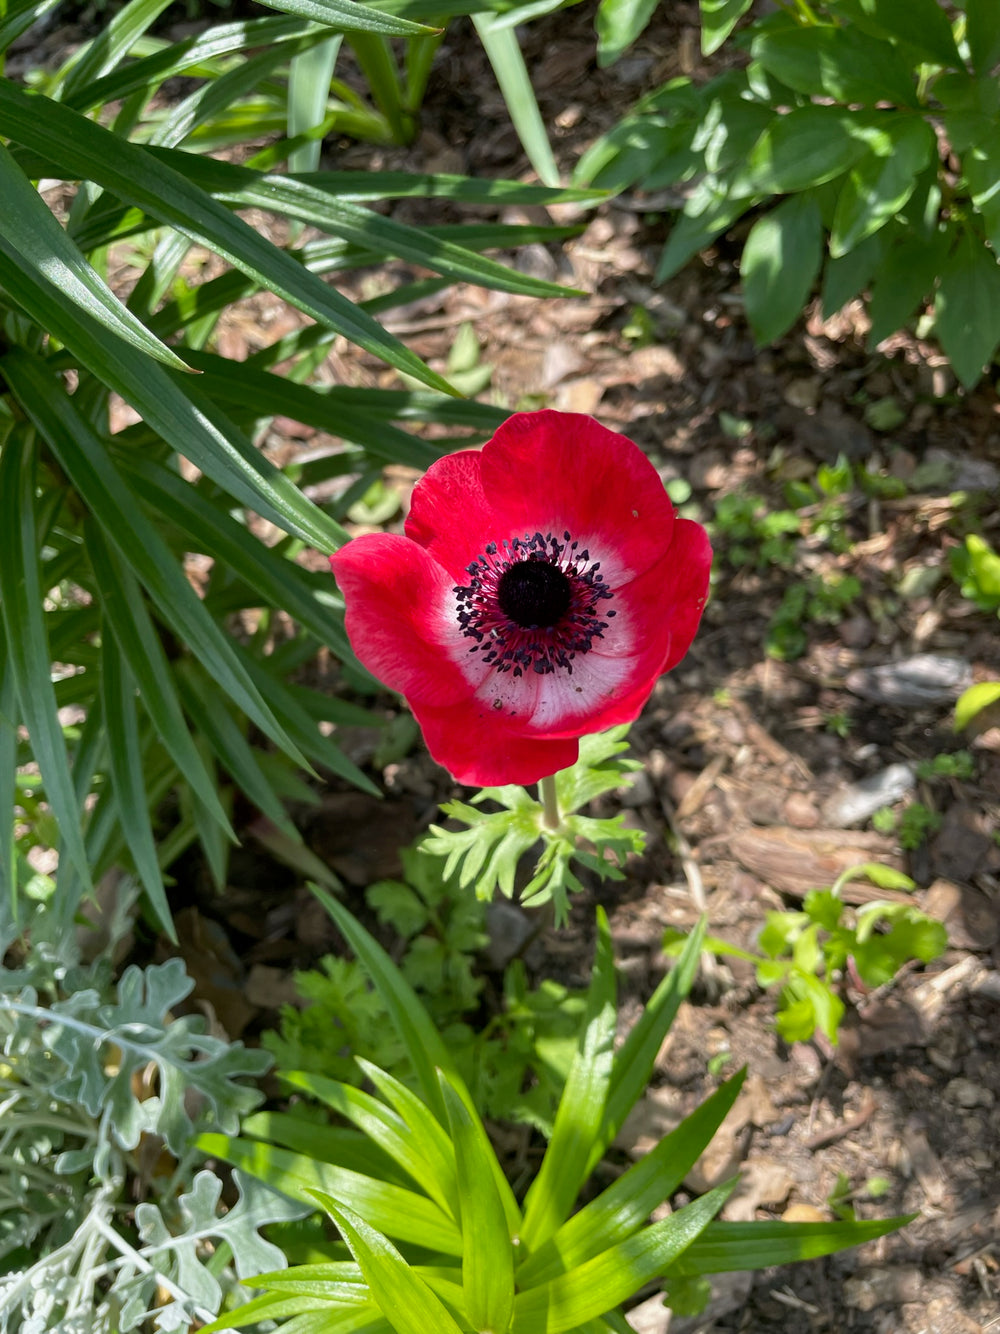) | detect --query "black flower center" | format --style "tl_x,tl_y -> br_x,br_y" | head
497,559 -> 572,628
453,531 -> 616,677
